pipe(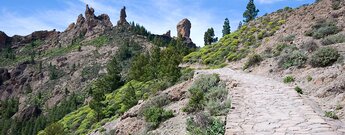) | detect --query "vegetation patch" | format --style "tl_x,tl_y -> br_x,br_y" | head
325,111 -> 339,119
310,47 -> 340,67
283,76 -> 295,83
186,112 -> 225,135
143,106 -> 174,129
294,86 -> 303,94
81,64 -> 102,80
243,54 -> 263,70
321,34 -> 345,45
278,50 -> 307,69
305,19 -> 340,39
